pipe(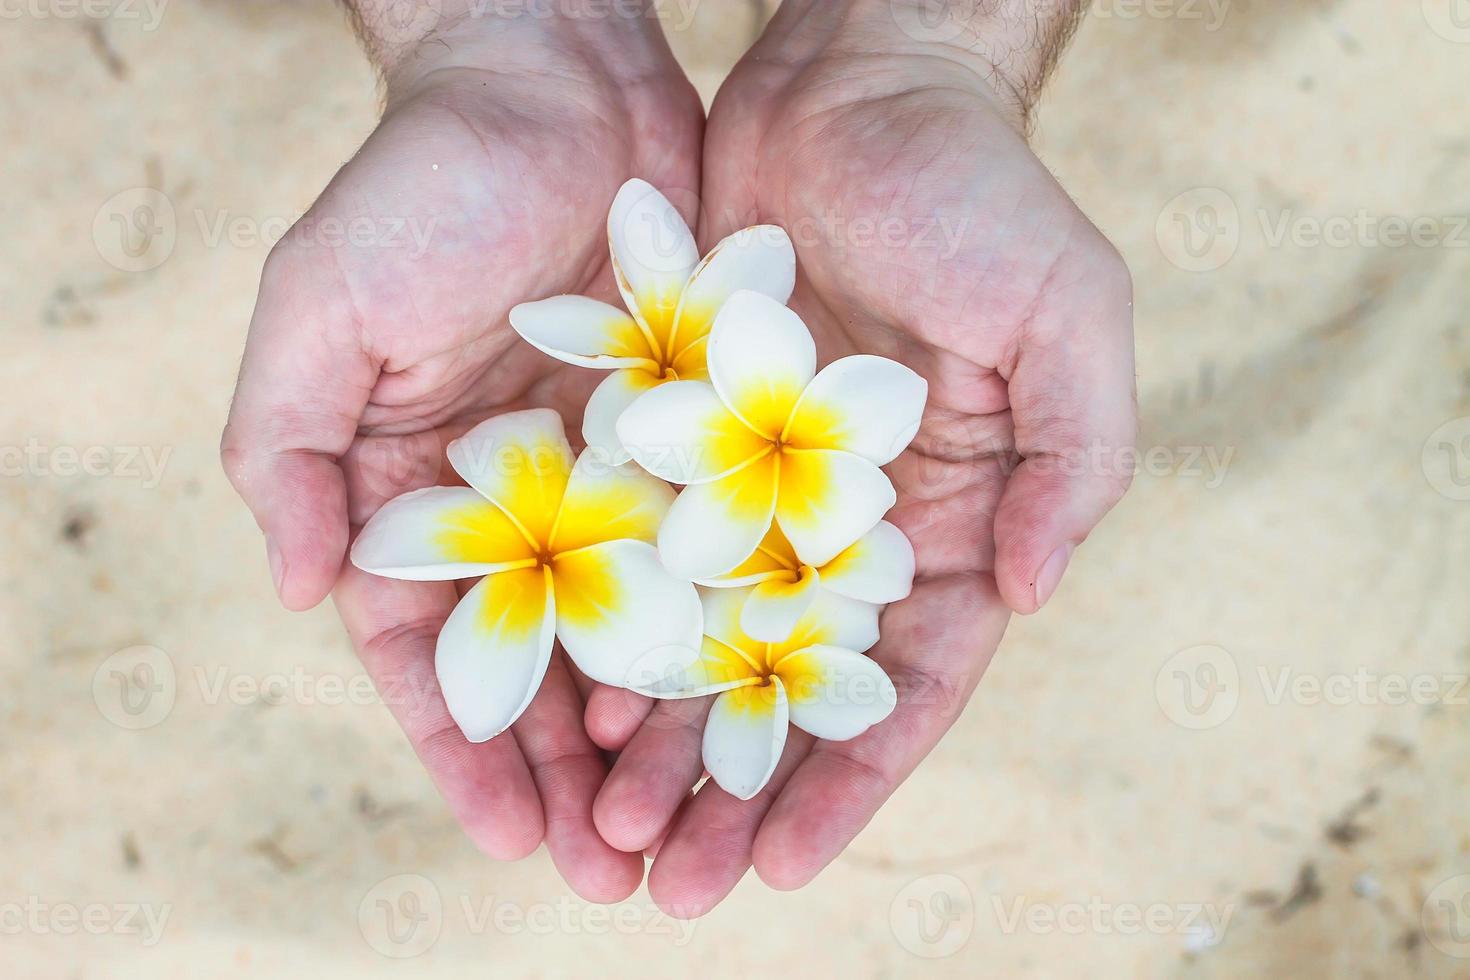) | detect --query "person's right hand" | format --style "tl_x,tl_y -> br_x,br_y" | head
219,7 -> 704,902
584,0 -> 1136,914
